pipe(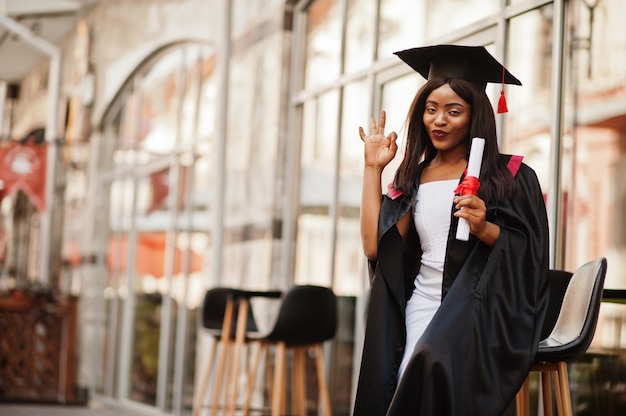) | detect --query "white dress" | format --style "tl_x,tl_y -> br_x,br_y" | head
398,179 -> 458,380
